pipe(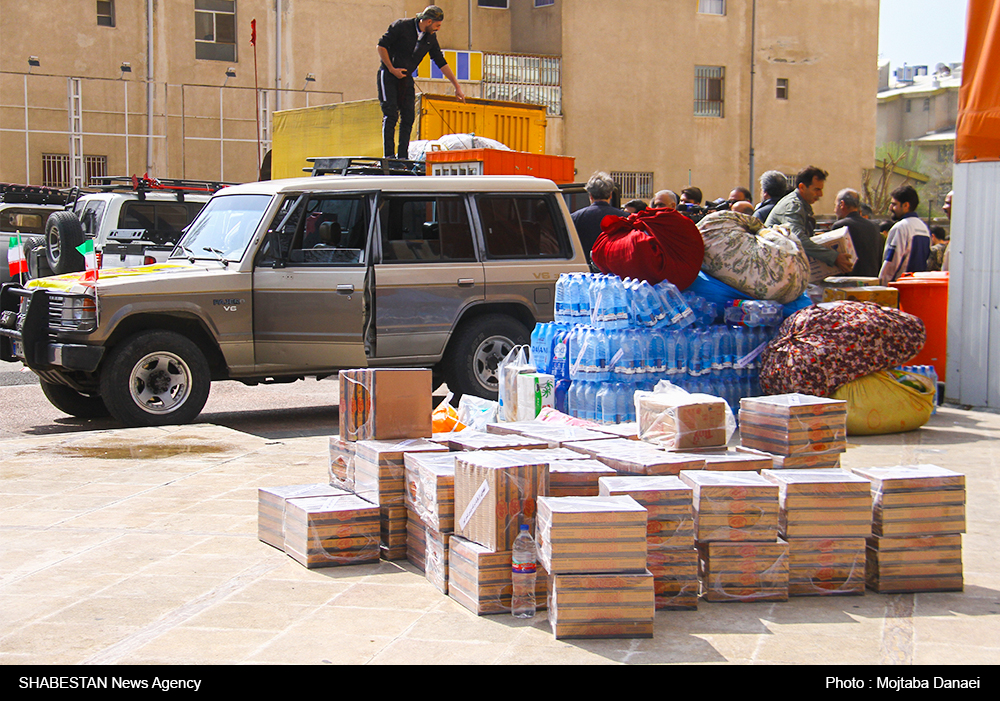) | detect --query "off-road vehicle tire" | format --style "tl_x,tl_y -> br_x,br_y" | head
39,380 -> 109,419
99,330 -> 211,427
44,210 -> 86,275
443,314 -> 529,401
